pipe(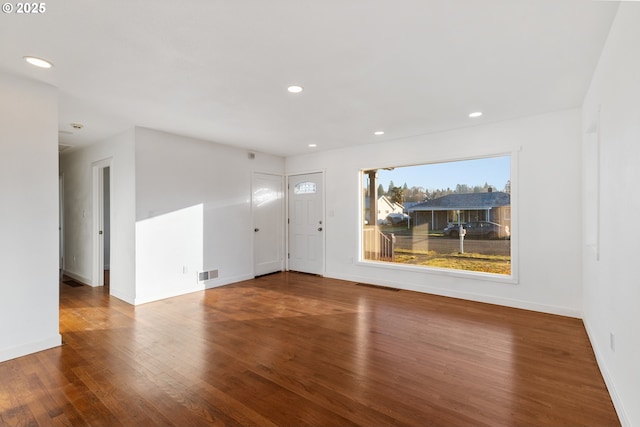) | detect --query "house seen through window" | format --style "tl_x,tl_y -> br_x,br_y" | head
362,155 -> 512,276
